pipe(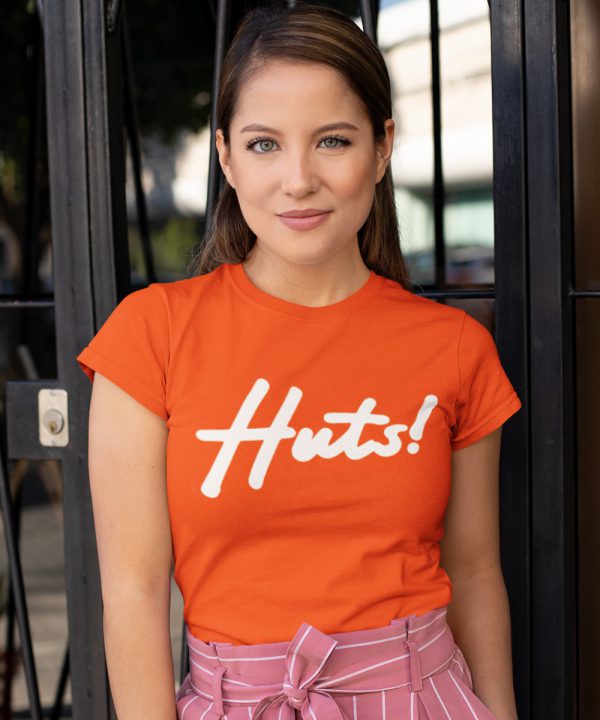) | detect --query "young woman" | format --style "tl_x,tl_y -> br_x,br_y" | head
77,4 -> 522,719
